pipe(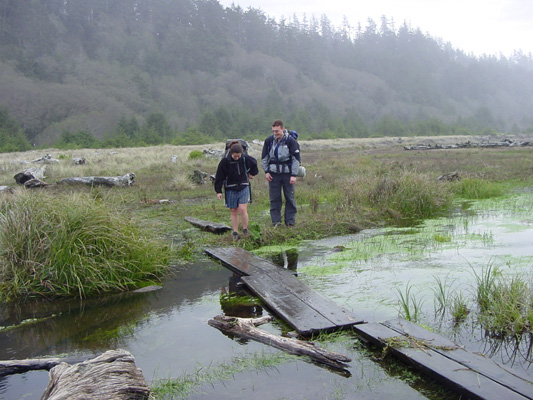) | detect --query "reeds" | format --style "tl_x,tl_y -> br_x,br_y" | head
396,283 -> 424,322
0,190 -> 169,301
474,264 -> 533,336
